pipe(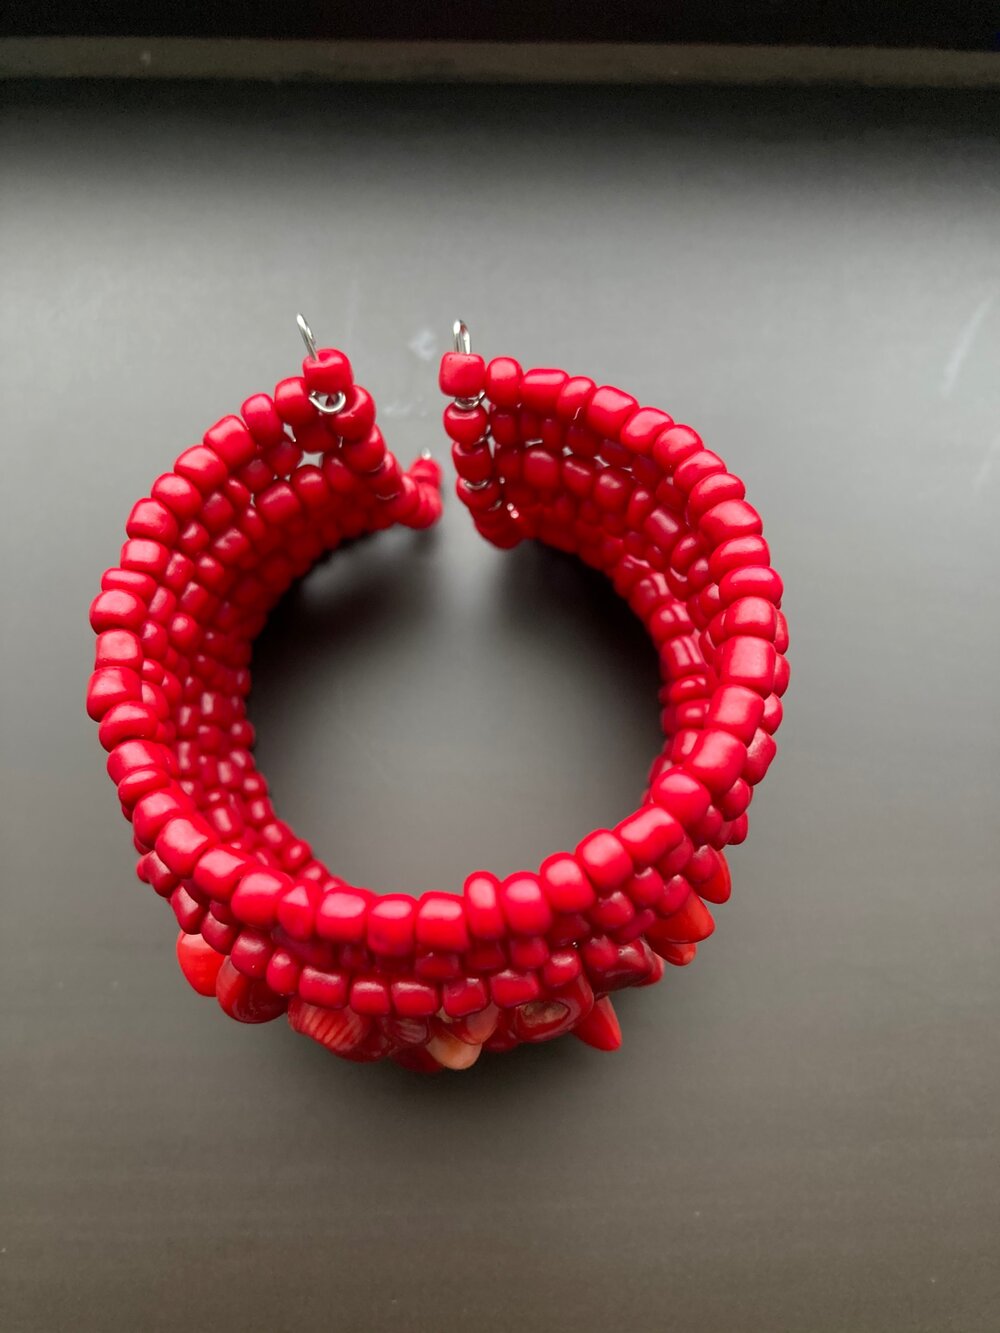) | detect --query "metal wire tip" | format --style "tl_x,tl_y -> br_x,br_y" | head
296,313 -> 318,360
452,320 -> 472,355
